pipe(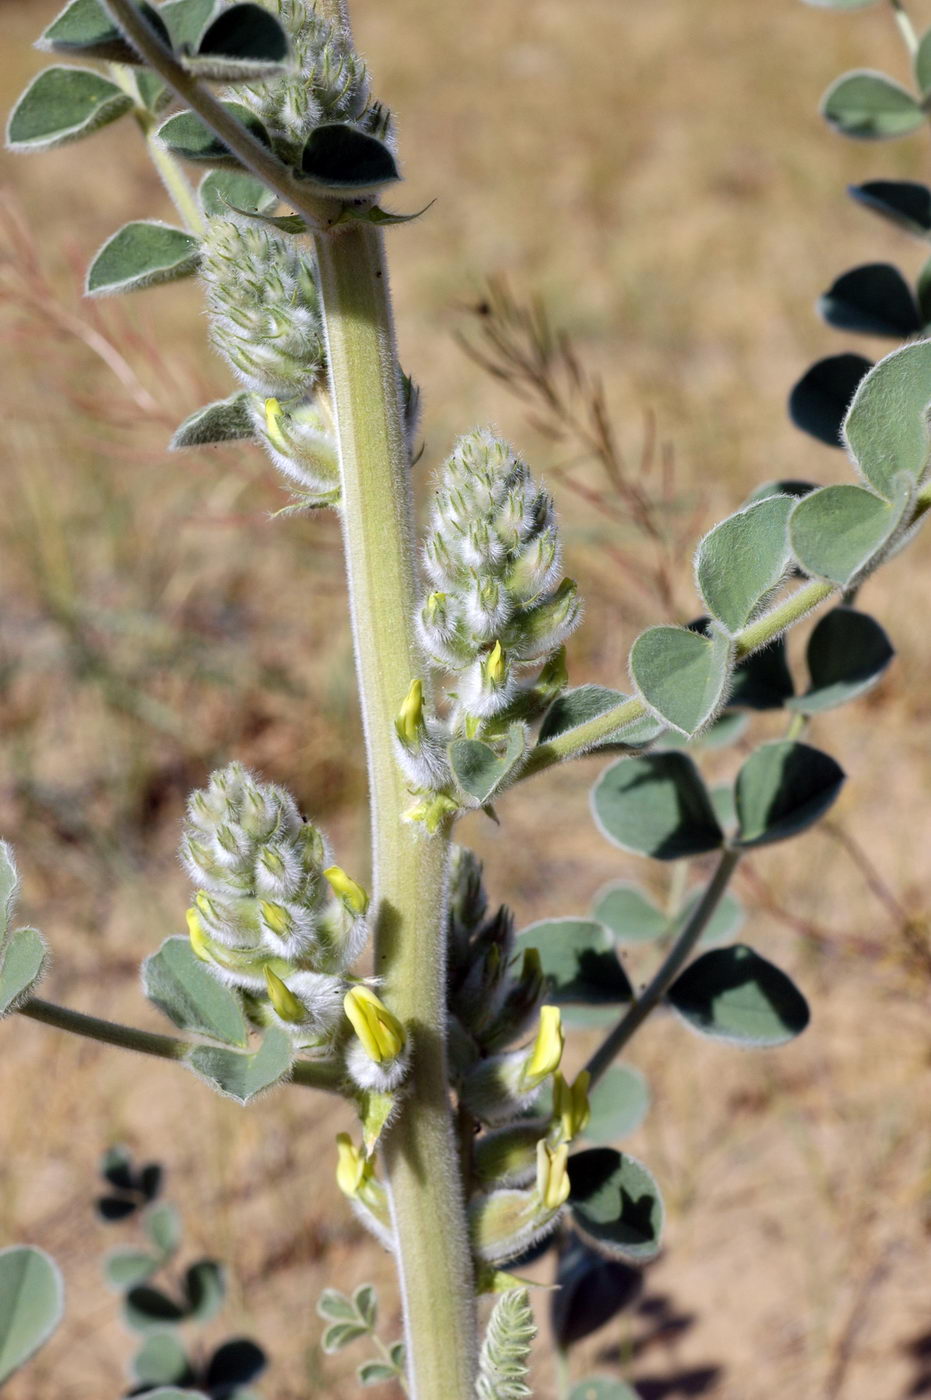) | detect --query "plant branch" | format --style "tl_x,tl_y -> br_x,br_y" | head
519,578 -> 837,780
17,997 -> 344,1092
314,224 -> 476,1395
100,0 -> 336,228
584,847 -> 742,1084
